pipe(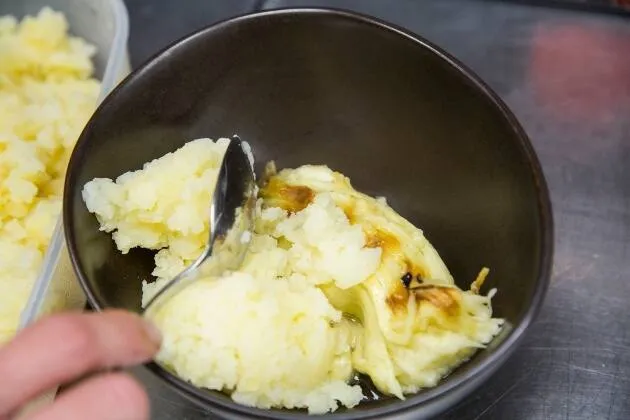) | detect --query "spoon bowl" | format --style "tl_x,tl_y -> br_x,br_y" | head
142,135 -> 257,316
